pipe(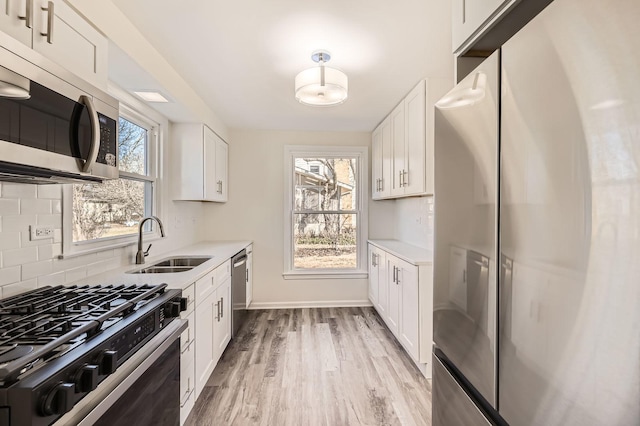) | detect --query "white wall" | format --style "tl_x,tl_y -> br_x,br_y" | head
204,128 -> 372,308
